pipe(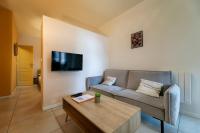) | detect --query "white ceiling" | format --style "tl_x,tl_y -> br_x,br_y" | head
0,0 -> 143,38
